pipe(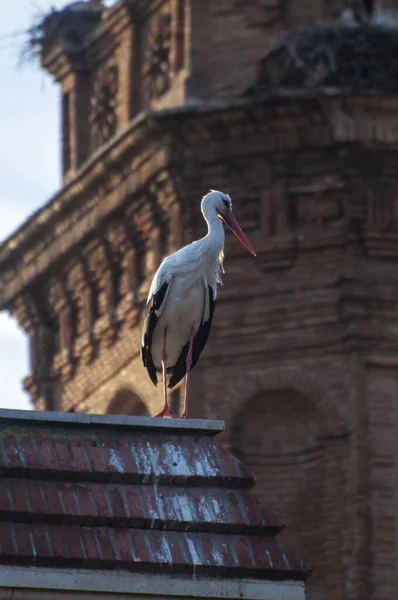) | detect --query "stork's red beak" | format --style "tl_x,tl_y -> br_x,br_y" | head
221,211 -> 256,257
